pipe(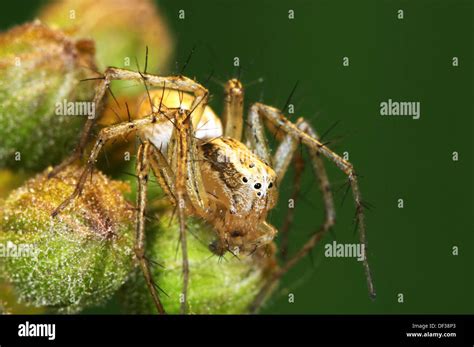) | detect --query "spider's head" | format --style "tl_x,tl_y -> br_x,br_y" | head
201,137 -> 278,218
235,155 -> 278,214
